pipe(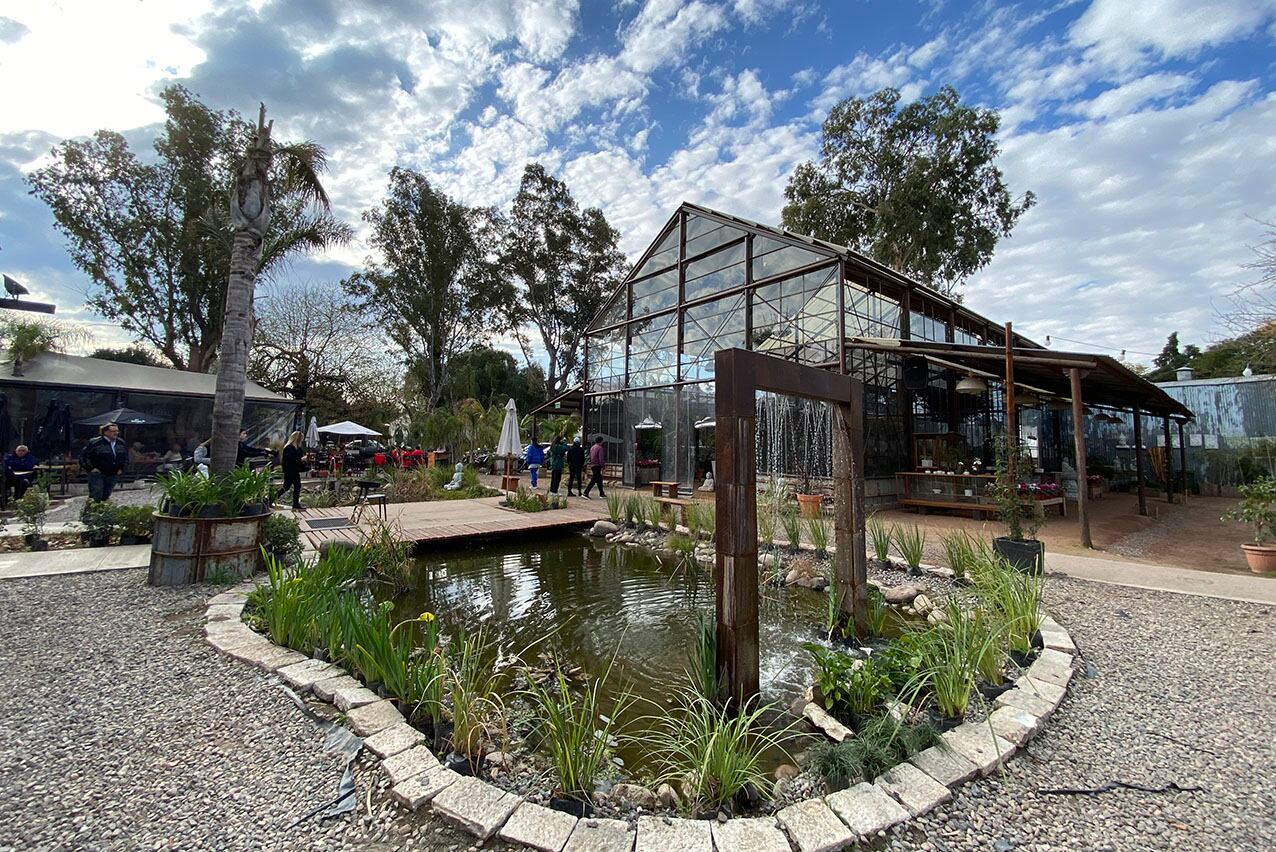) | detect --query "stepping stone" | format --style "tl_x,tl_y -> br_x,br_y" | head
391,765 -> 458,810
499,802 -> 579,852
826,782 -> 909,839
777,798 -> 854,852
874,762 -> 952,816
635,816 -> 712,852
382,745 -> 441,786
431,775 -> 521,840
1014,676 -> 1065,706
365,722 -> 426,758
222,639 -> 280,664
987,706 -> 1041,746
941,724 -> 1015,776
259,648 -> 309,672
711,816 -> 790,852
563,818 -> 634,852
205,602 -> 245,621
803,702 -> 853,742
347,699 -> 404,737
993,688 -> 1056,720
313,674 -> 360,703
909,745 -> 978,787
276,659 -> 341,691
333,684 -> 380,712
